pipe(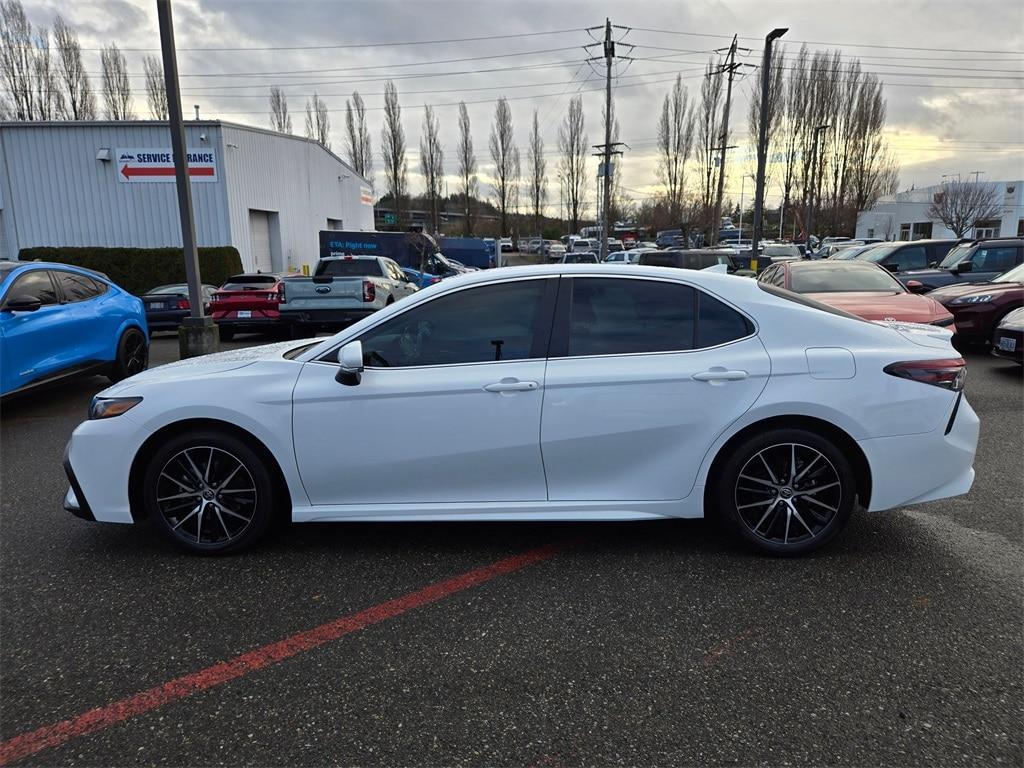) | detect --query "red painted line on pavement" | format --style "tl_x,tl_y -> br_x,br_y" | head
0,543 -> 566,765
